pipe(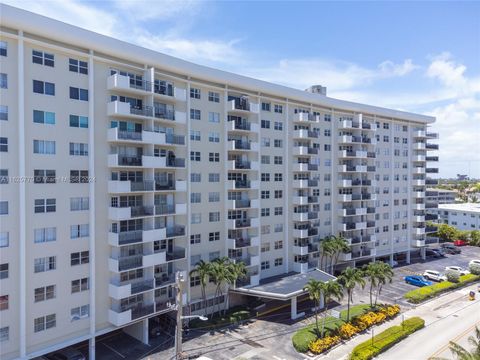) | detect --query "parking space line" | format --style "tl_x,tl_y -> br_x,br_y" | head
102,342 -> 126,359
